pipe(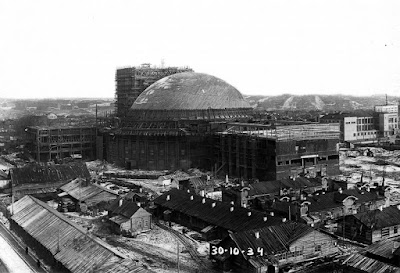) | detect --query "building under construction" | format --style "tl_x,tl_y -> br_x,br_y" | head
26,126 -> 96,162
115,63 -> 193,117
102,71 -> 341,181
214,122 -> 340,181
103,72 -> 252,170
